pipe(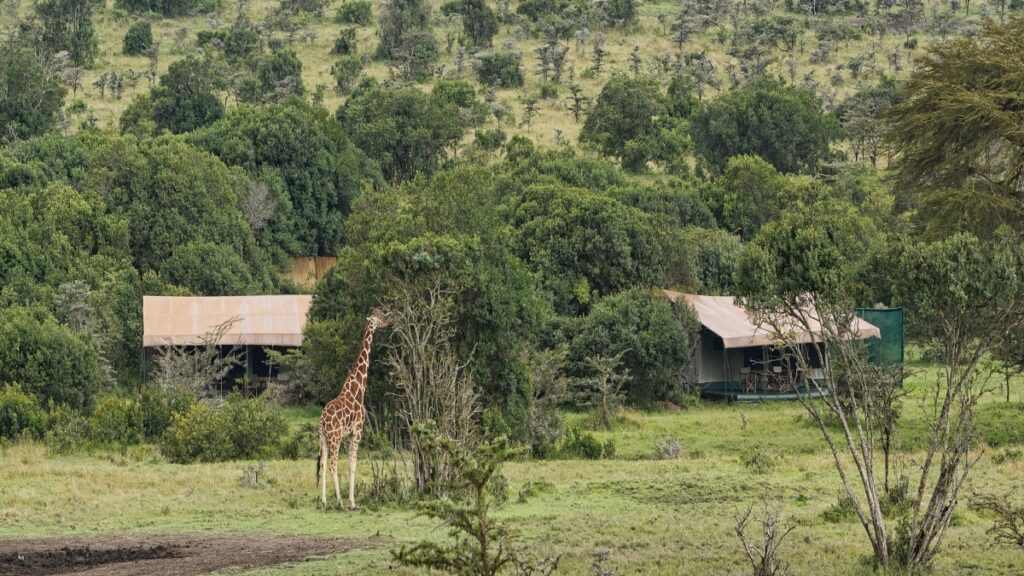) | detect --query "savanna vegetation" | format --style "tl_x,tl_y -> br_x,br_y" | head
2,0 -> 1024,573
